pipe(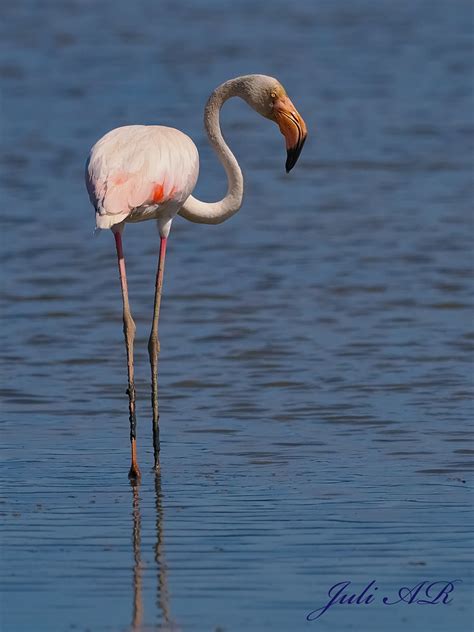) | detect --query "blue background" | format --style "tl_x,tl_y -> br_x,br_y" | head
1,1 -> 473,630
